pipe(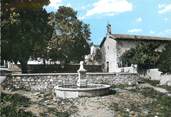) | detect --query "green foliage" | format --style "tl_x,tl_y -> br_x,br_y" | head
159,85 -> 171,91
132,88 -> 171,117
55,112 -> 70,117
111,84 -> 130,89
158,43 -> 171,74
1,0 -> 49,10
1,92 -> 31,107
141,79 -> 160,86
0,106 -> 34,117
121,43 -> 161,74
1,0 -> 53,73
0,92 -> 33,117
48,6 -> 90,63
